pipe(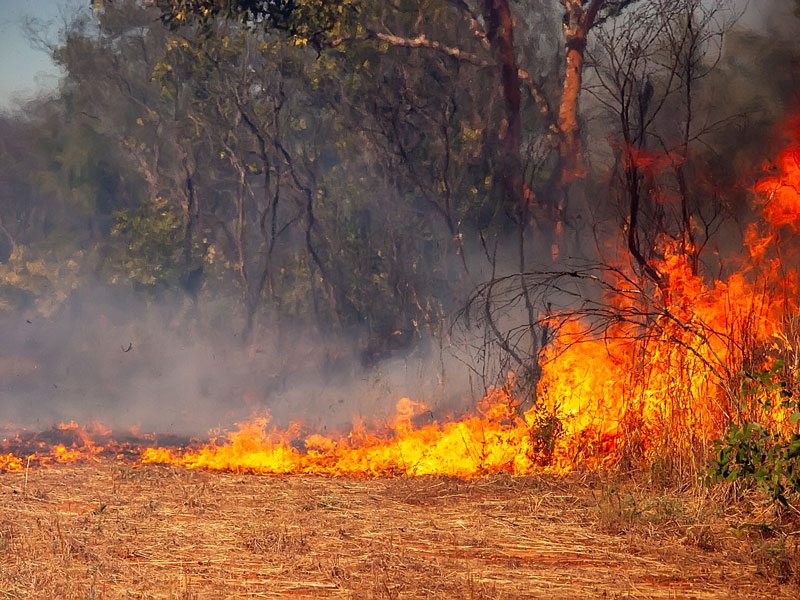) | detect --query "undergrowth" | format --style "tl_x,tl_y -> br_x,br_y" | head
707,360 -> 800,509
